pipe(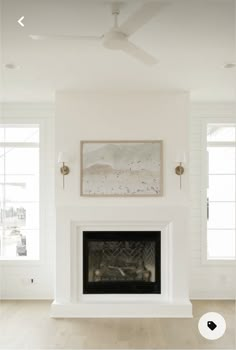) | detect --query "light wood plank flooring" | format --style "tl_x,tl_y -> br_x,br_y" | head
0,300 -> 235,349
